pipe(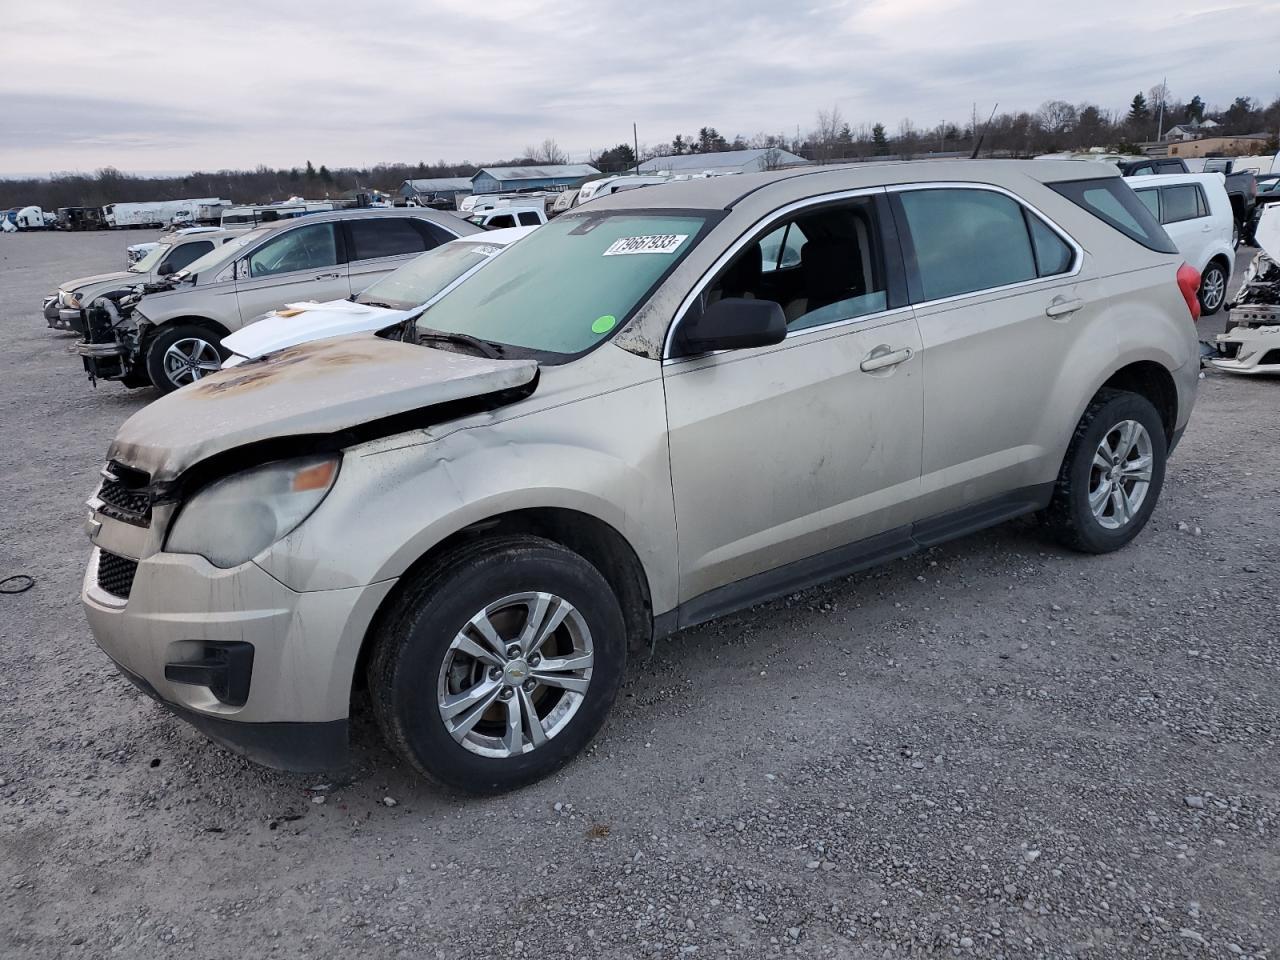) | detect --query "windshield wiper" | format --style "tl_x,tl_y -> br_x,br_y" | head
415,326 -> 504,359
357,298 -> 398,309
